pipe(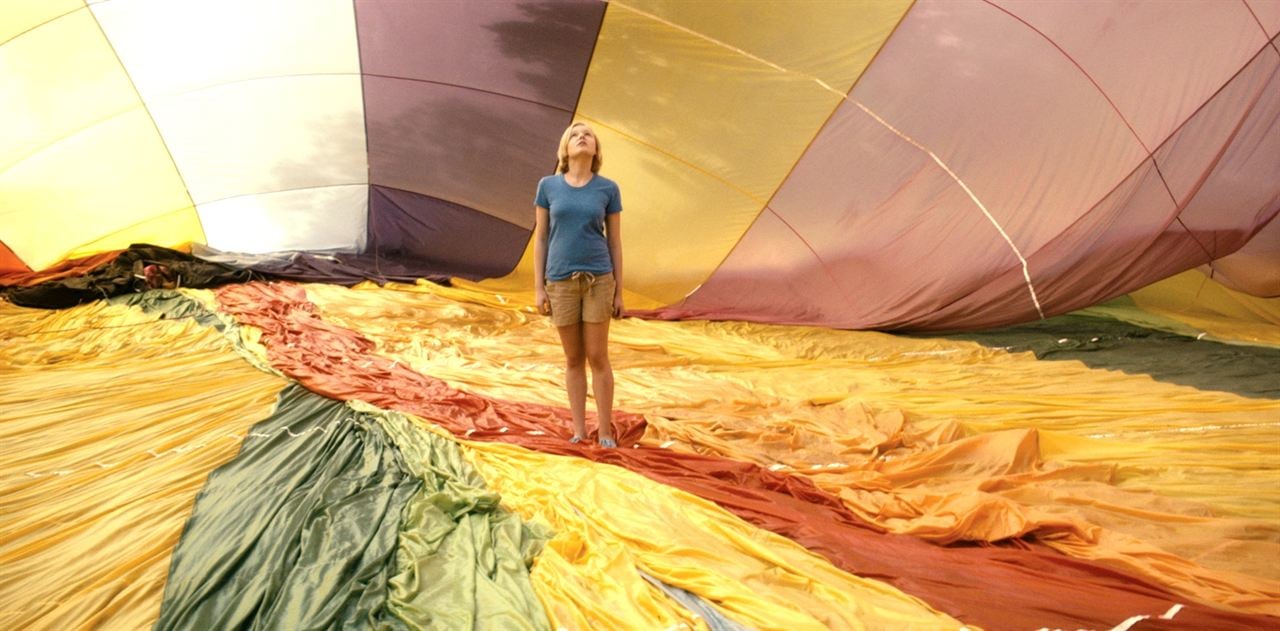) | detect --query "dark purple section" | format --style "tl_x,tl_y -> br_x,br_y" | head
361,76 -> 568,229
220,252 -> 451,287
368,186 -> 530,280
356,0 -> 603,110
357,0 -> 605,232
